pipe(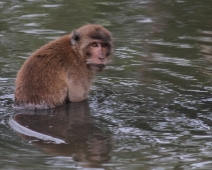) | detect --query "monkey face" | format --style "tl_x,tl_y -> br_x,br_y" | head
86,40 -> 111,72
70,24 -> 113,72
